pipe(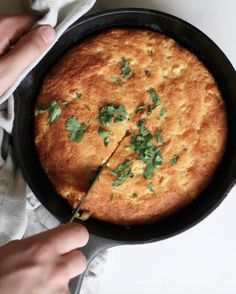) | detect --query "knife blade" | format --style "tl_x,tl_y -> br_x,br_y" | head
69,132 -> 128,222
